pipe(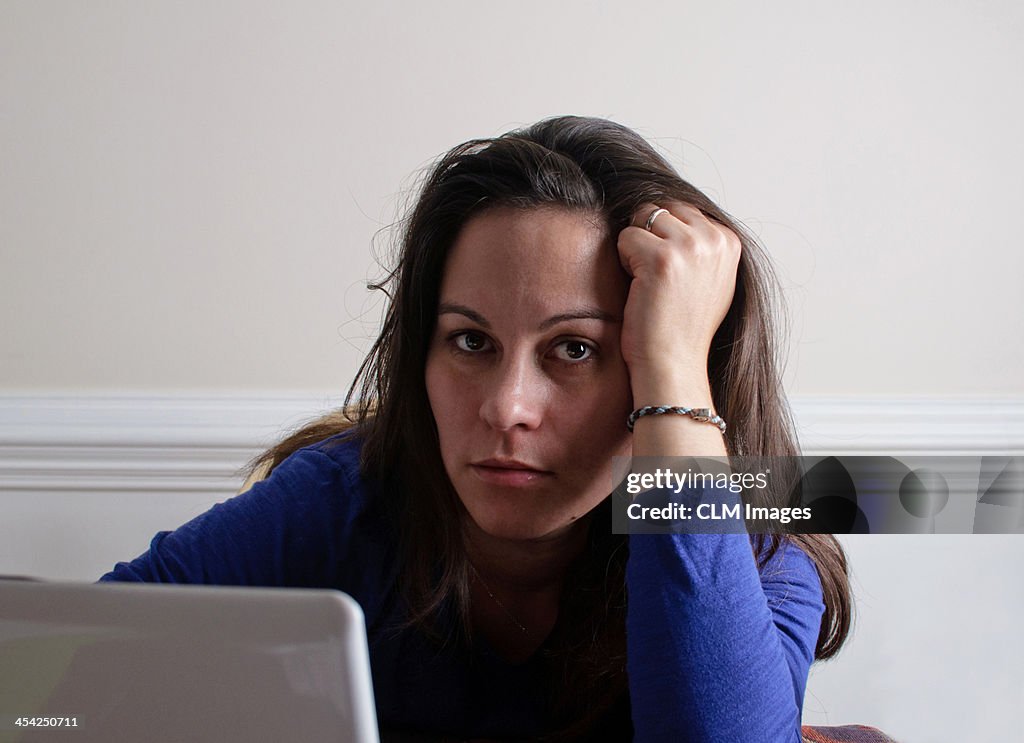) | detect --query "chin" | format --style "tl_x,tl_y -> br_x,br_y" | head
464,503 -> 585,543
